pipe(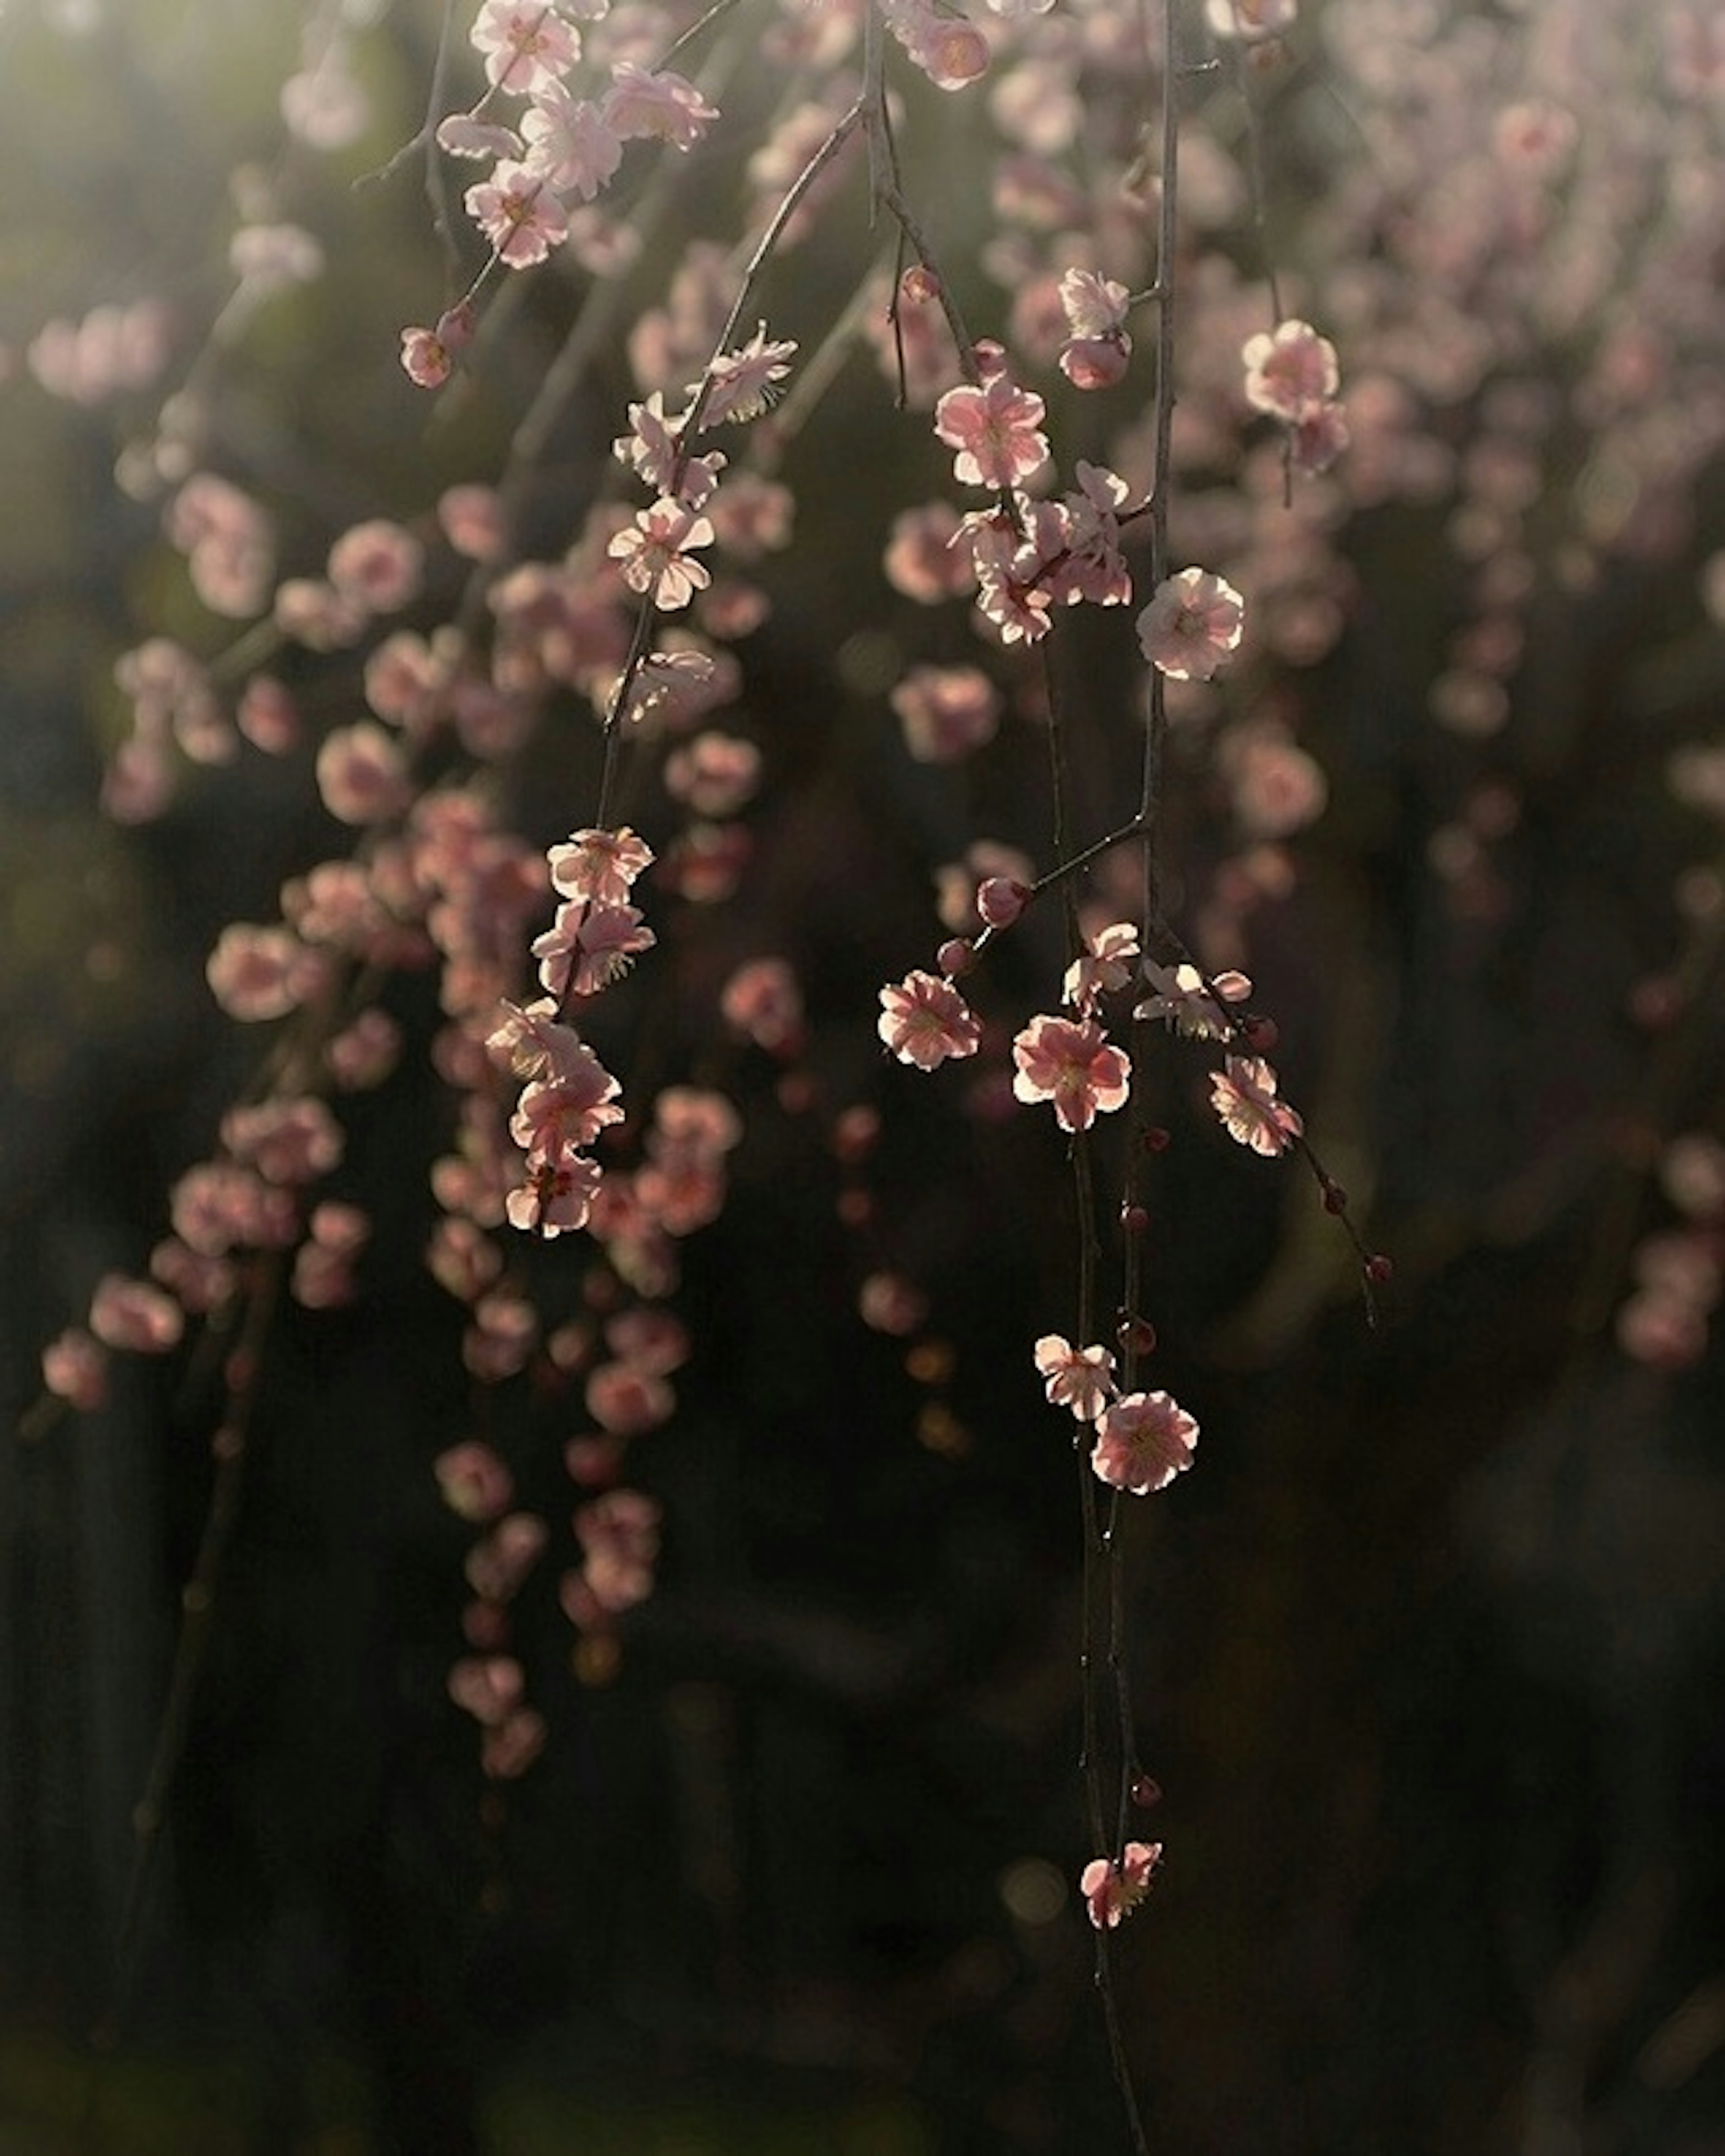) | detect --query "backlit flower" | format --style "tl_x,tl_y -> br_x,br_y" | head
1136,568 -> 1245,682
1080,1842 -> 1161,1929
878,970 -> 983,1069
1011,1014 -> 1131,1132
934,374 -> 1050,490
1091,1390 -> 1197,1494
1210,1054 -> 1303,1156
